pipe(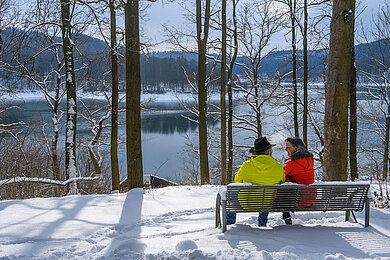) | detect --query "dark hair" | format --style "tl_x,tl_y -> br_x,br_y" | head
285,136 -> 306,151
